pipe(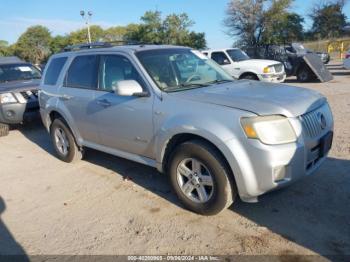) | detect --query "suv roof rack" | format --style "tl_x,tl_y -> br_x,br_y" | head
62,41 -> 158,52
